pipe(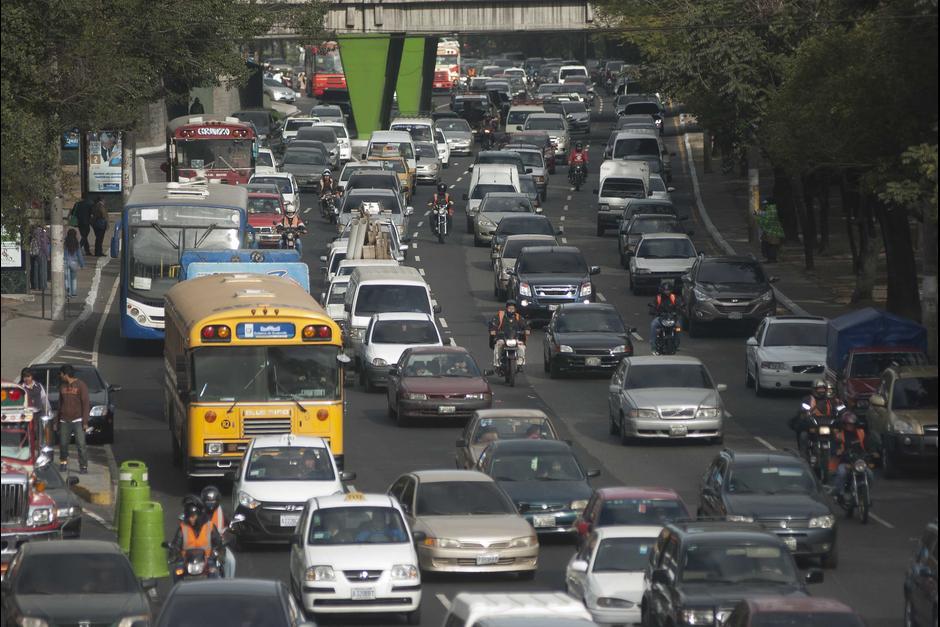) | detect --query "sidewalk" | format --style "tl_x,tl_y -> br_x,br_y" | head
681,131 -> 887,320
